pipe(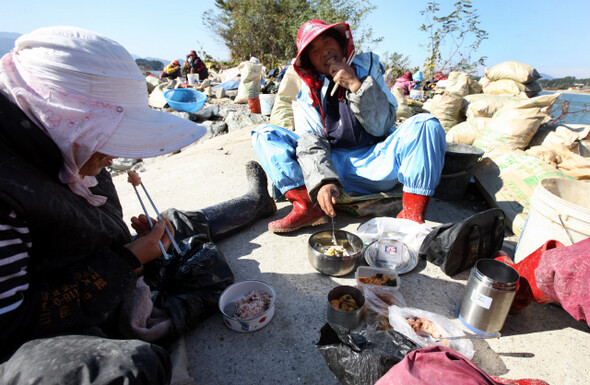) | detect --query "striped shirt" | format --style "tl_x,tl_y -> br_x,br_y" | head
0,210 -> 30,315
